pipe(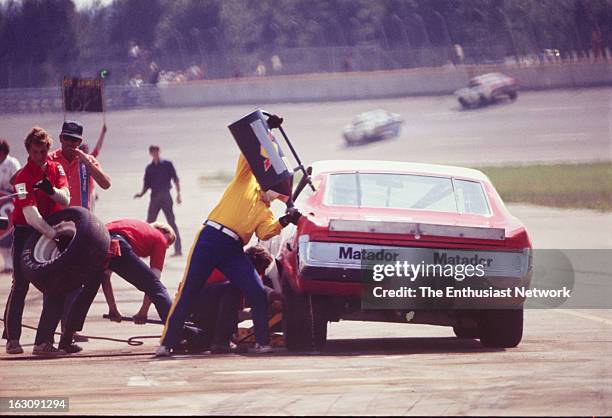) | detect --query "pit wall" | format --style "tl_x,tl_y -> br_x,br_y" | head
0,62 -> 610,113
